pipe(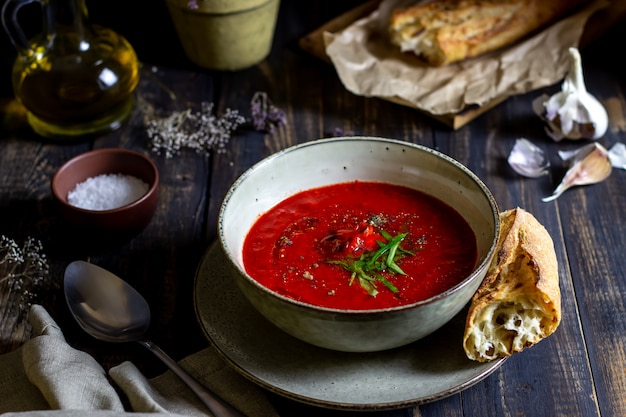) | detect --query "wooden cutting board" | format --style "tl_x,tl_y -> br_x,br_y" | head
299,0 -> 626,129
